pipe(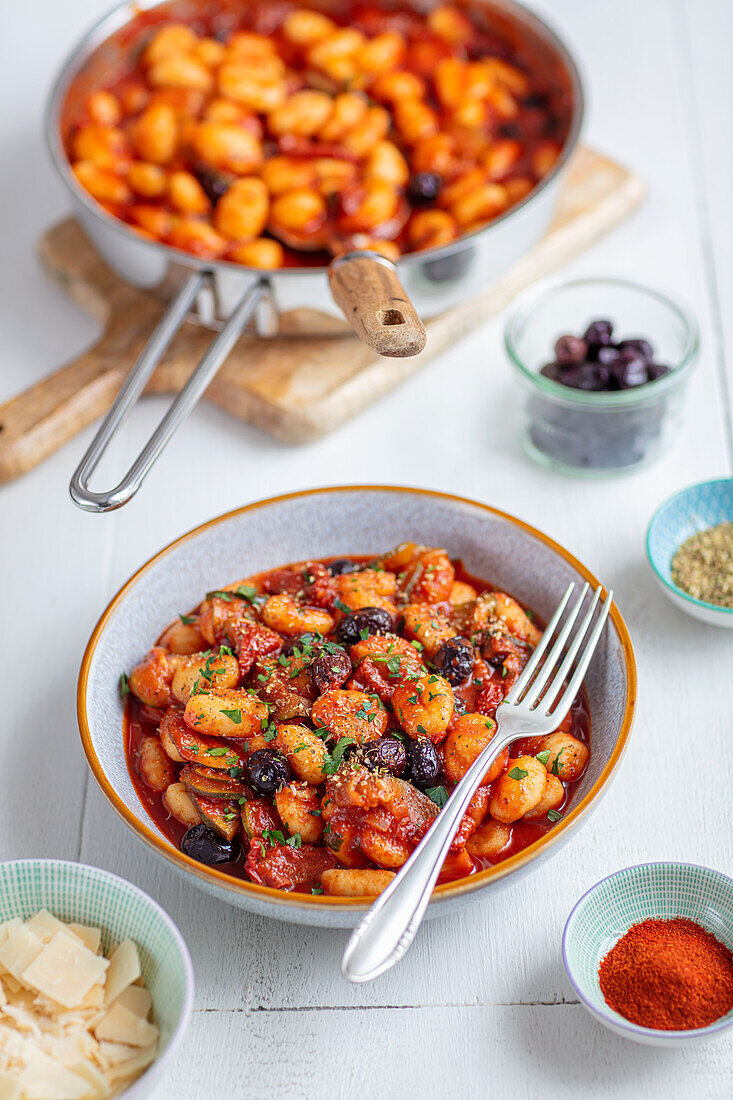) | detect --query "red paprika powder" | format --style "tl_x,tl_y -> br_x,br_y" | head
599,917 -> 733,1030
